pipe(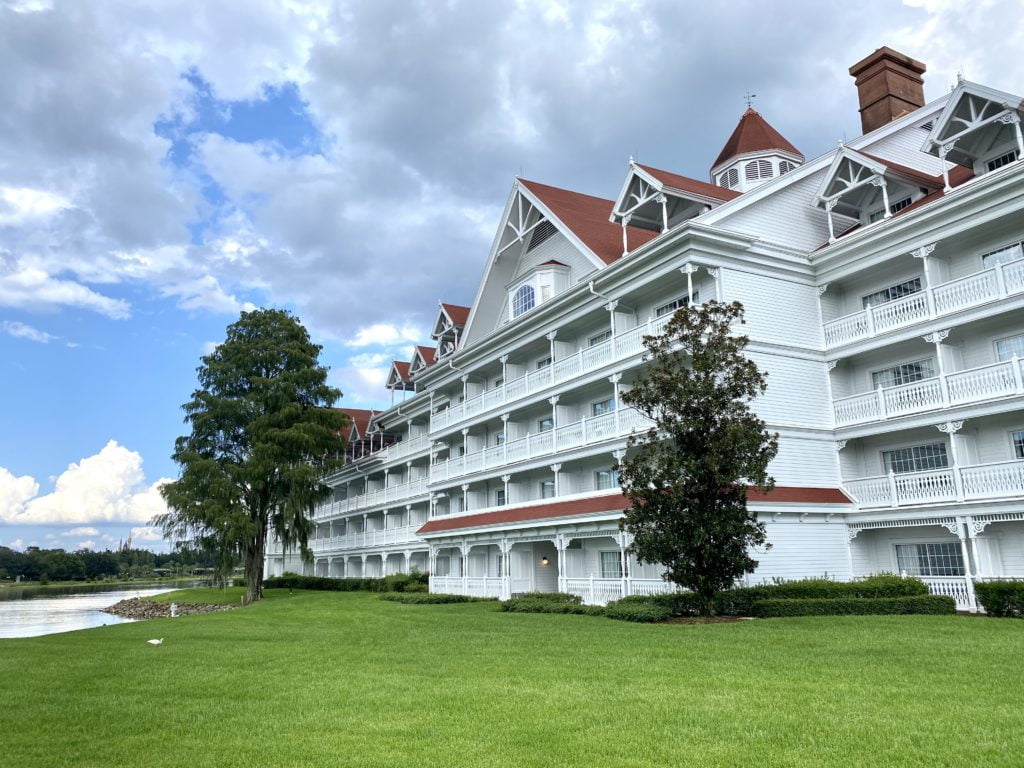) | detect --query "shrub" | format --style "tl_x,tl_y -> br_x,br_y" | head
263,572 -> 429,593
974,581 -> 1024,617
380,592 -> 495,604
604,600 -> 672,623
751,595 -> 956,618
515,591 -> 582,604
500,597 -> 604,616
